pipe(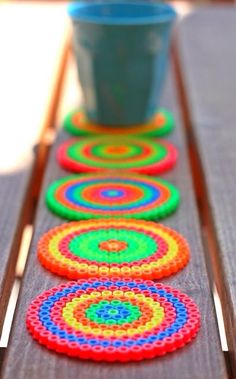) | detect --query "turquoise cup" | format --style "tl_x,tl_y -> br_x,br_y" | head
68,1 -> 176,126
